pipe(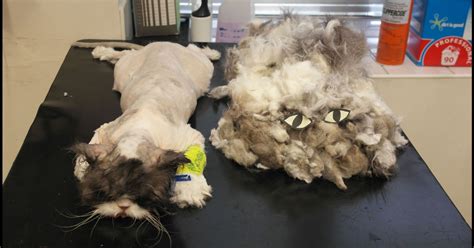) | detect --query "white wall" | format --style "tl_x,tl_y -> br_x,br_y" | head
3,0 -> 131,182
374,77 -> 472,227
